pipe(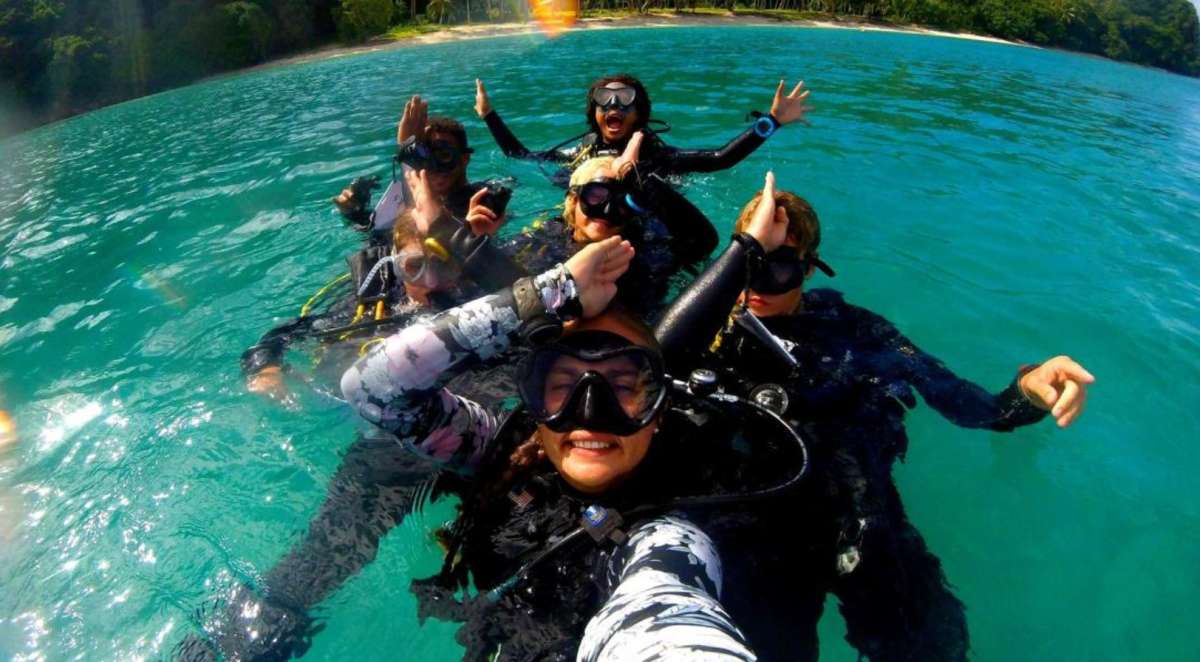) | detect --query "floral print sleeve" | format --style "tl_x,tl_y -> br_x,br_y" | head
341,265 -> 579,474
